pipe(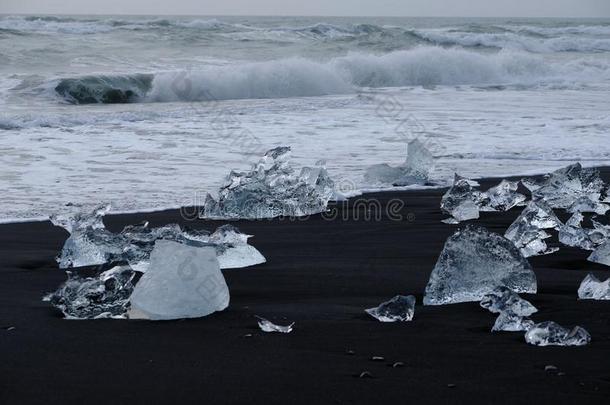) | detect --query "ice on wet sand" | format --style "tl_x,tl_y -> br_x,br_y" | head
578,273 -> 610,300
424,226 -> 537,305
128,241 -> 230,320
525,321 -> 591,346
504,201 -> 561,257
480,287 -> 537,331
202,146 -> 337,219
365,295 -> 416,322
588,240 -> 610,266
364,139 -> 434,186
440,174 -> 481,222
479,180 -> 526,212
